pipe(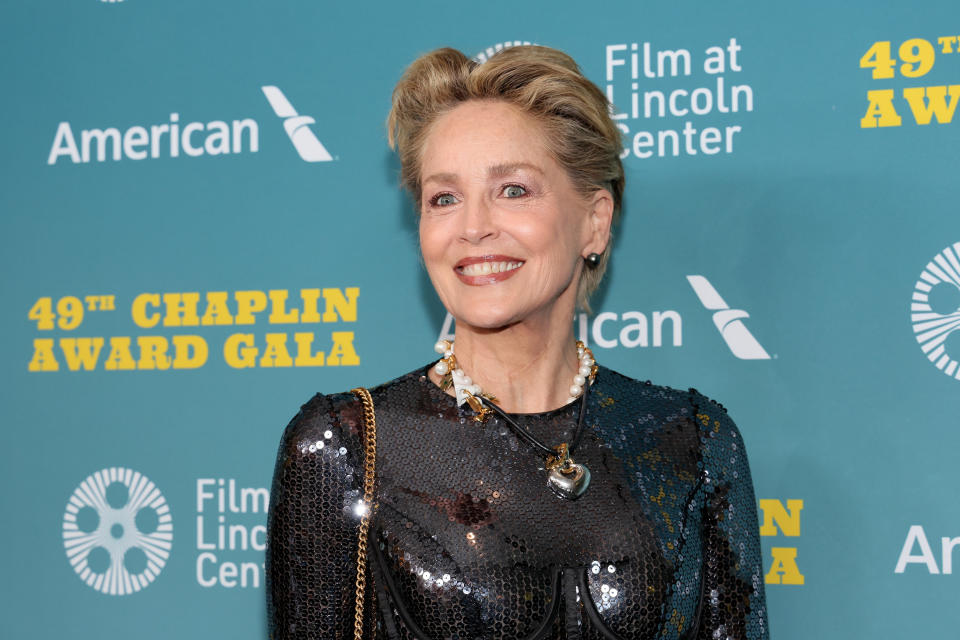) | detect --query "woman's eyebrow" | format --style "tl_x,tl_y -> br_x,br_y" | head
423,162 -> 544,186
487,162 -> 543,179
422,171 -> 458,185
